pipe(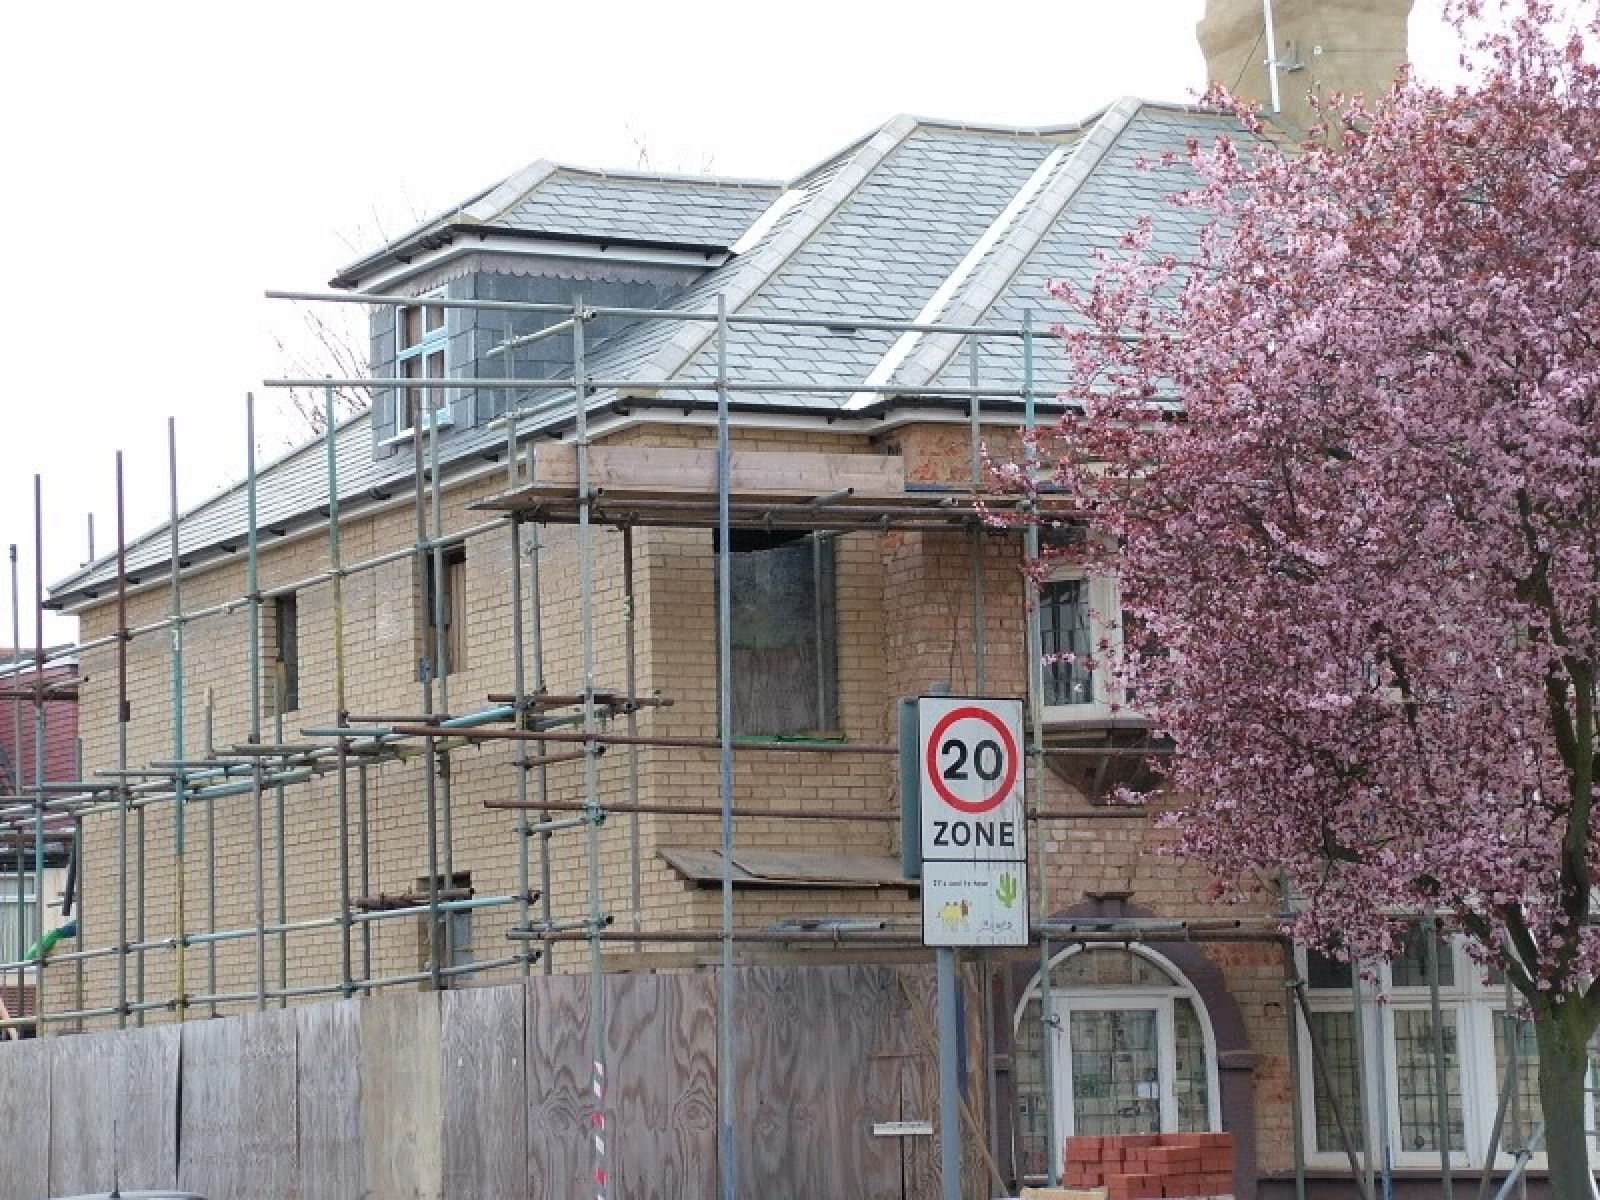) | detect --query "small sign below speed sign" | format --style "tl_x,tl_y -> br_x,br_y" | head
918,696 -> 1028,947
